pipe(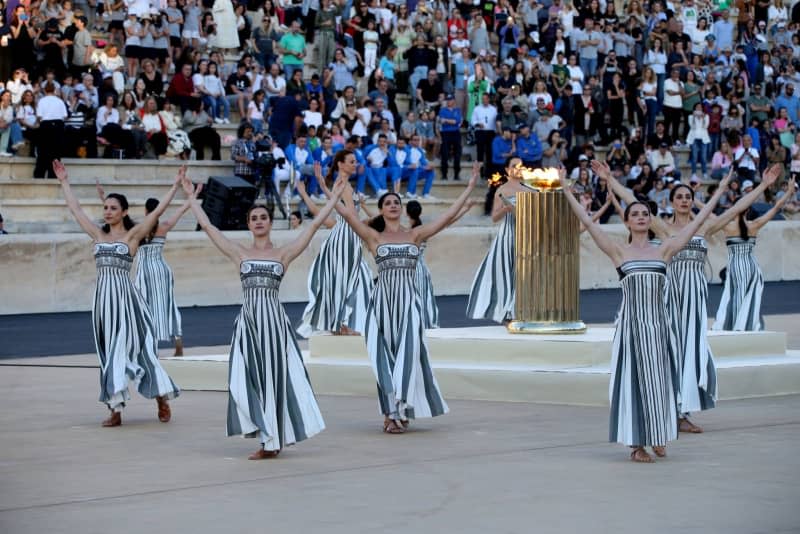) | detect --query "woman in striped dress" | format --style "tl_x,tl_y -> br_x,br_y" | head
598,160 -> 782,433
335,152 -> 479,434
295,171 -> 373,337
182,175 -> 346,460
467,157 -> 528,323
560,169 -> 730,462
406,199 -> 479,329
714,179 -> 797,331
55,160 -> 182,427
98,183 -> 192,355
